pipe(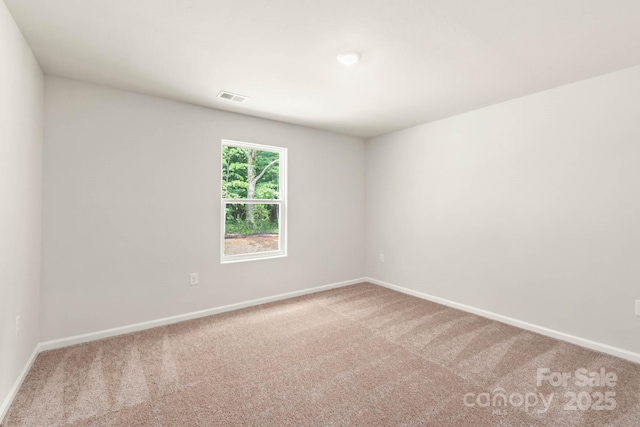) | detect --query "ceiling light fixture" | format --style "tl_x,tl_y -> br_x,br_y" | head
337,52 -> 360,65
